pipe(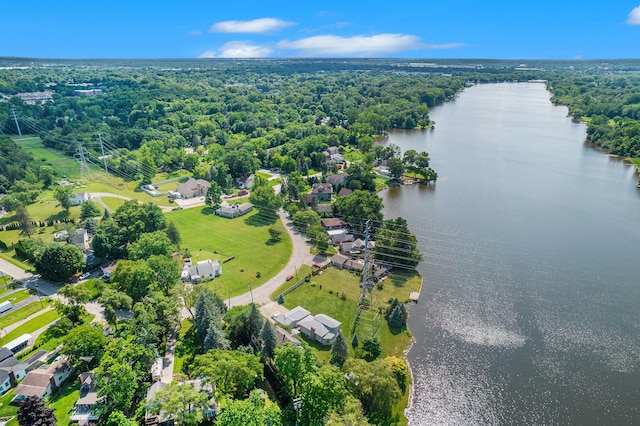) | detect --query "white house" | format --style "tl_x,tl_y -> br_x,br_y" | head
187,259 -> 222,283
236,174 -> 255,189
273,306 -> 311,329
13,356 -> 72,402
69,192 -> 91,206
